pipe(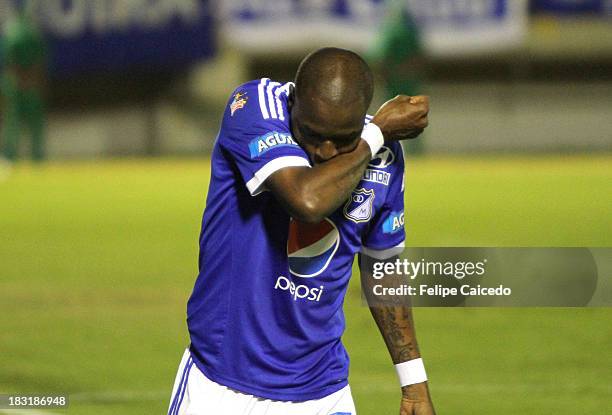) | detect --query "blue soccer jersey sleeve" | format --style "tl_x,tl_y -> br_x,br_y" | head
217,79 -> 311,196
361,143 -> 406,259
